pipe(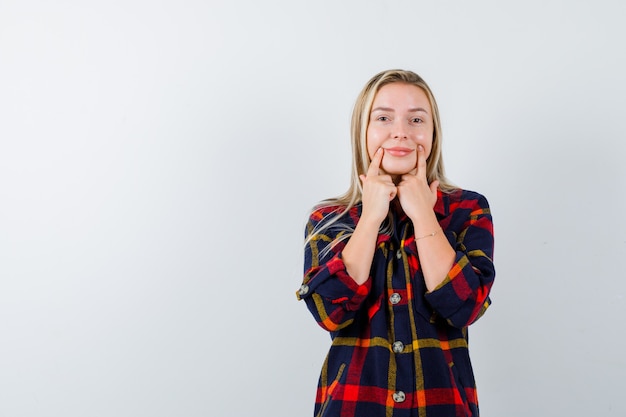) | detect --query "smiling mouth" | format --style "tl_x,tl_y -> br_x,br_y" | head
384,147 -> 414,157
